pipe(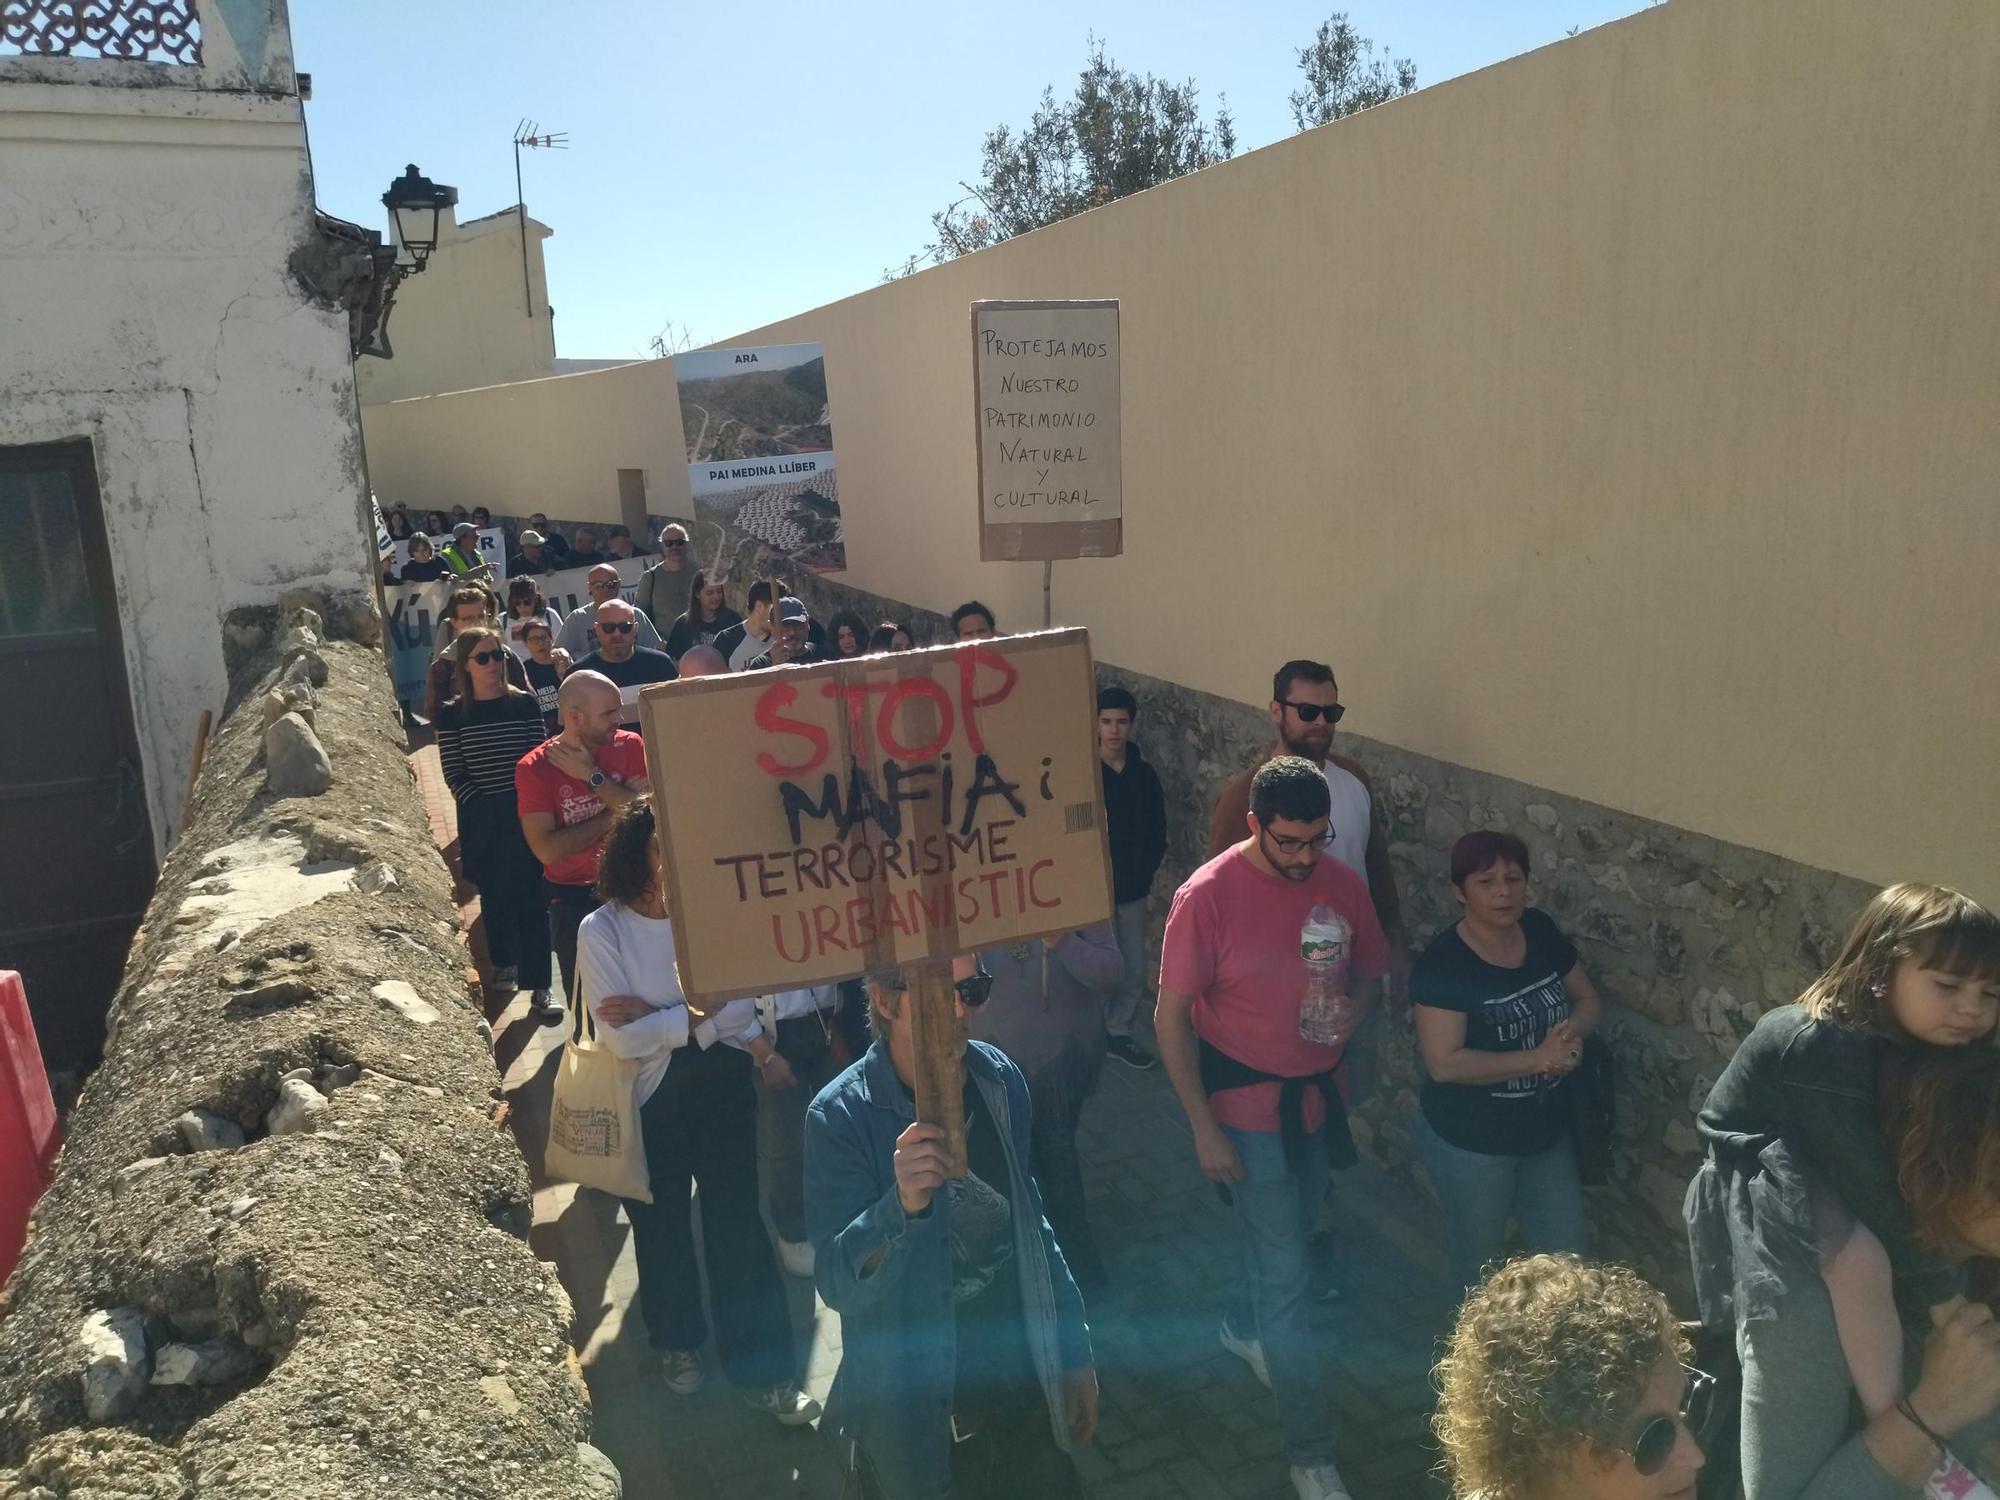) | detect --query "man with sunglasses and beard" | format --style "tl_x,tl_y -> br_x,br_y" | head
572,598 -> 676,729
555,565 -> 664,659
1157,757 -> 1390,1500
1205,661 -> 1404,966
805,958 -> 1099,1500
